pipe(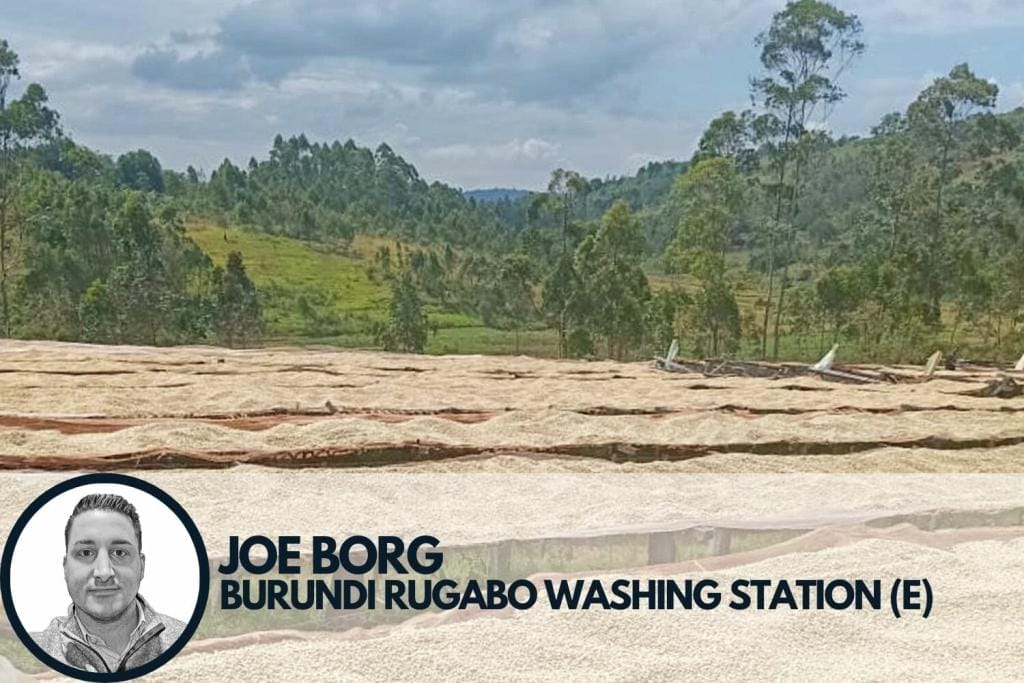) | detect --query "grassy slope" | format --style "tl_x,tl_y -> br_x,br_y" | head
188,222 -> 555,354
189,223 -> 390,338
